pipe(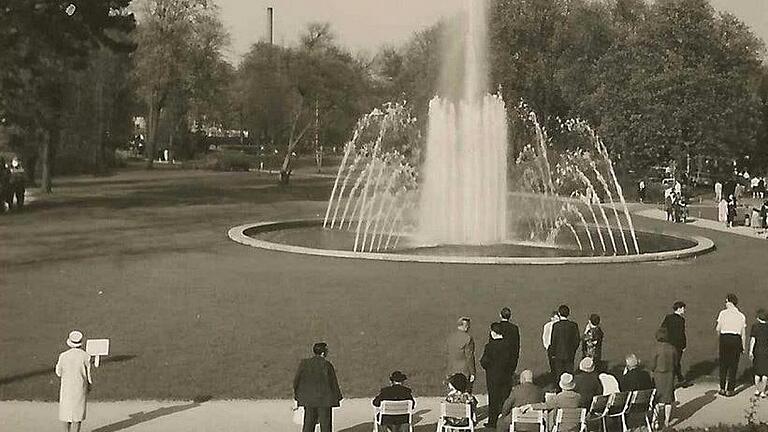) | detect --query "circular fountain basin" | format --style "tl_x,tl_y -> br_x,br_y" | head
228,220 -> 714,265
